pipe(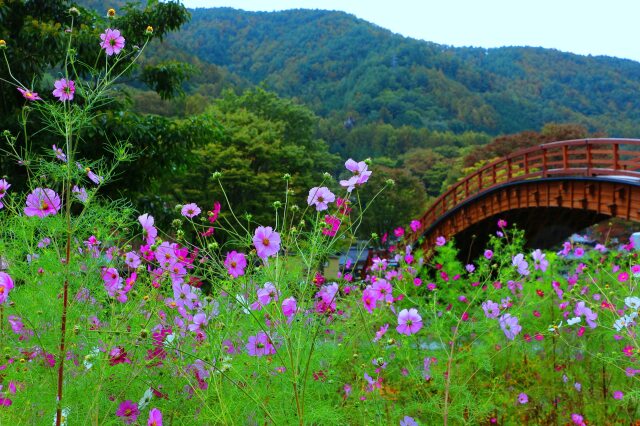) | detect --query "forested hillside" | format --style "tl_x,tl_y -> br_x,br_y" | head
165,8 -> 640,136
